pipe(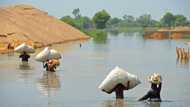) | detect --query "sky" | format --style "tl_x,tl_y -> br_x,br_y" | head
0,0 -> 190,20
